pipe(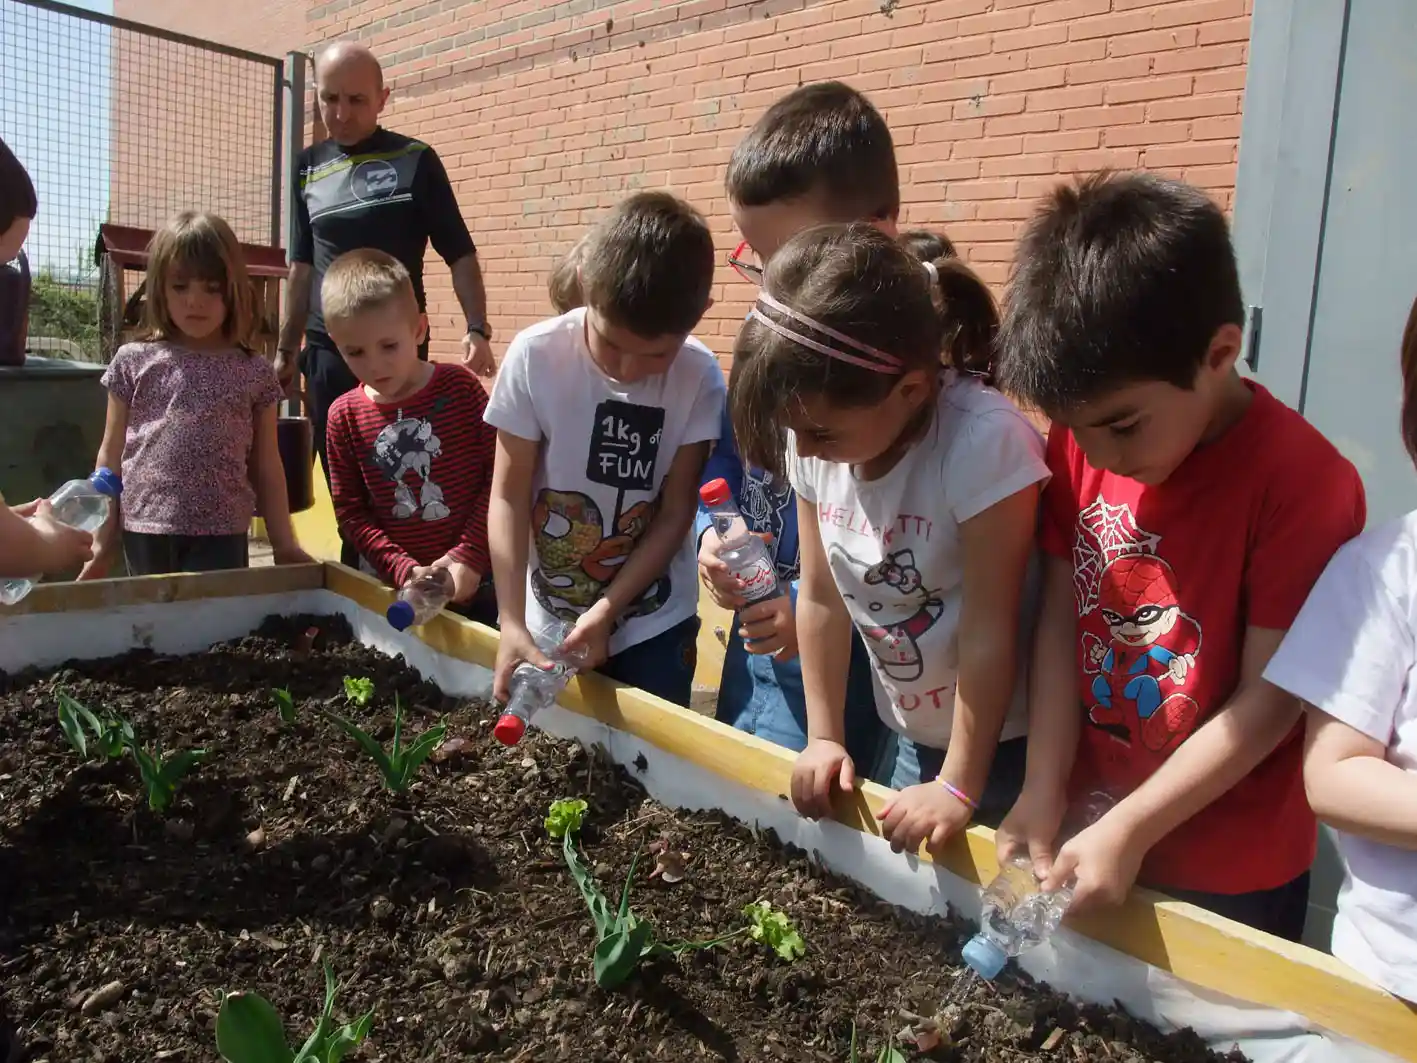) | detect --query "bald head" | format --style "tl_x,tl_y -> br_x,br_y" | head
316,42 -> 388,146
